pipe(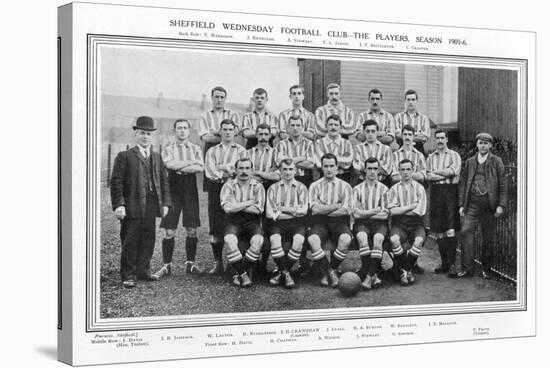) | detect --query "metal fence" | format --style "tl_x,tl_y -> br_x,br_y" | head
463,165 -> 517,283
